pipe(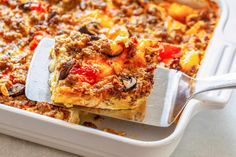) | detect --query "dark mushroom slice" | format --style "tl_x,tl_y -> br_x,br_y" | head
121,76 -> 137,92
58,60 -> 75,80
8,83 -> 25,97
